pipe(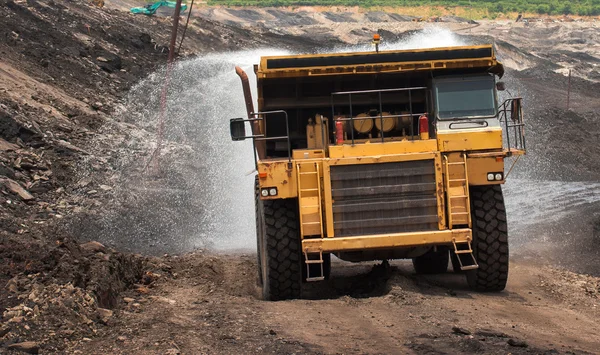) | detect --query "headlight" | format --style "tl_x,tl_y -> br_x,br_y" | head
261,189 -> 269,197
269,188 -> 277,196
487,173 -> 494,181
495,173 -> 503,181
